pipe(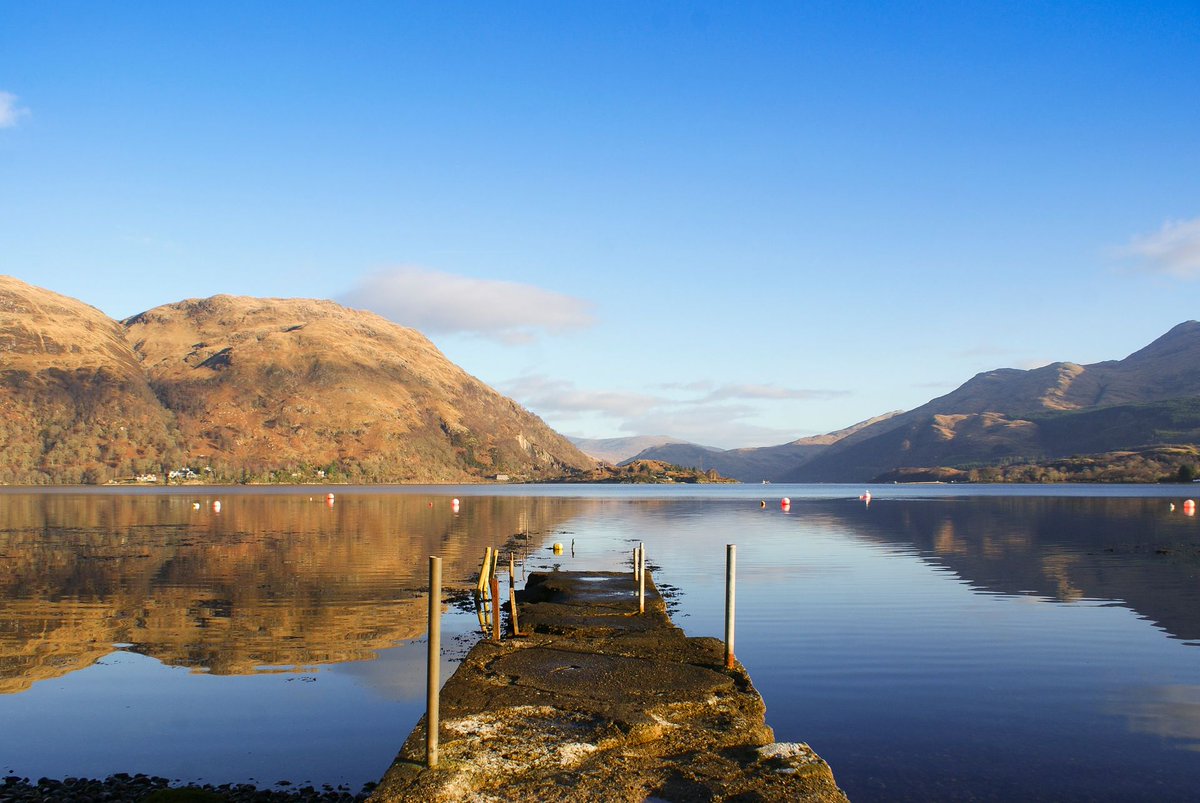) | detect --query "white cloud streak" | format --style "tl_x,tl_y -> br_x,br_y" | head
700,383 -> 849,402
499,374 -> 664,419
340,266 -> 596,344
618,405 -> 802,448
501,375 -> 847,448
0,91 -> 30,128
1119,217 -> 1200,279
